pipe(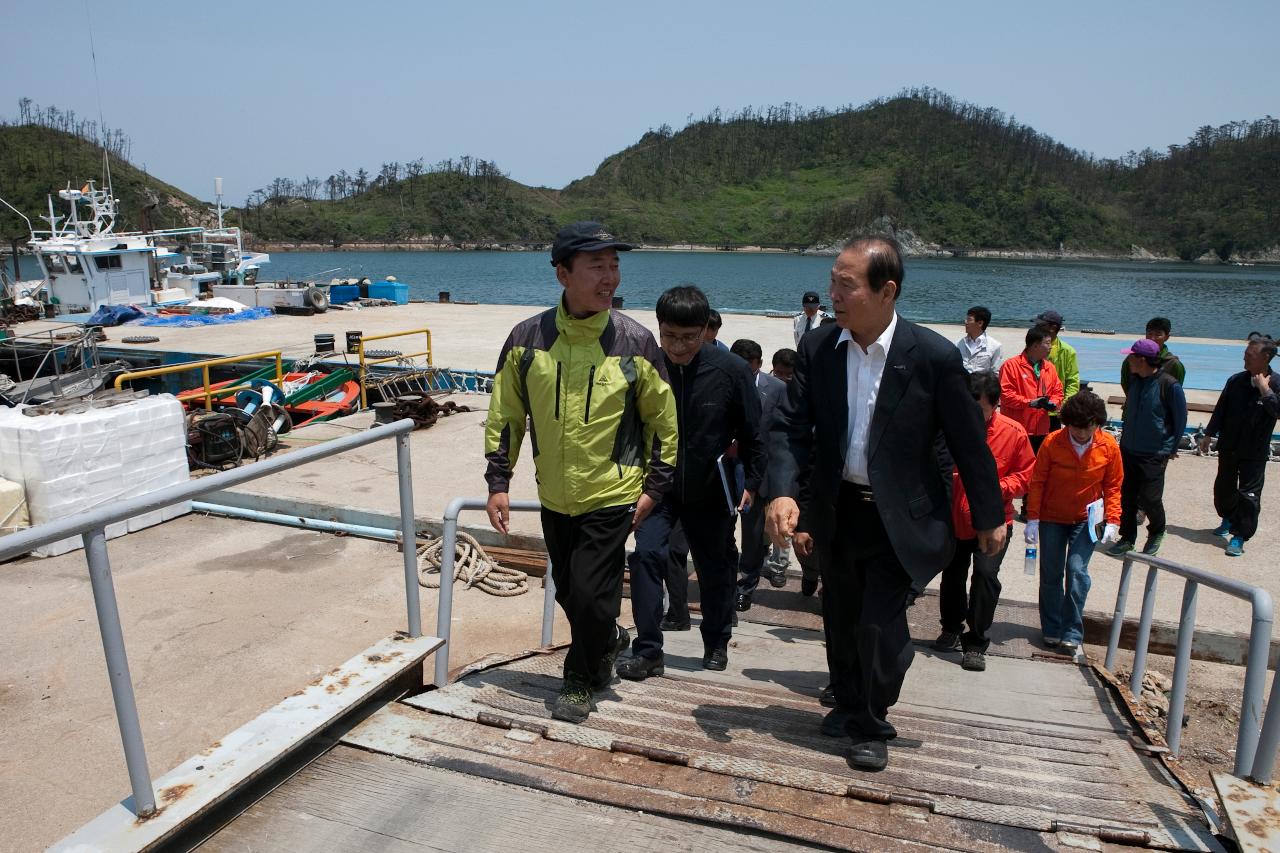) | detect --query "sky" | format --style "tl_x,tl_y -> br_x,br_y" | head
1,0 -> 1277,204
